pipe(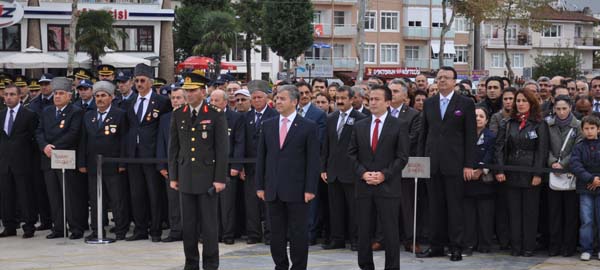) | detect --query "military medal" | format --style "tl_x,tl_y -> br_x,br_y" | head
59,120 -> 65,129
105,126 -> 110,135
92,118 -> 96,123
146,113 -> 151,122
202,131 -> 207,139
228,128 -> 231,136
110,125 -> 117,134
153,112 -> 158,118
